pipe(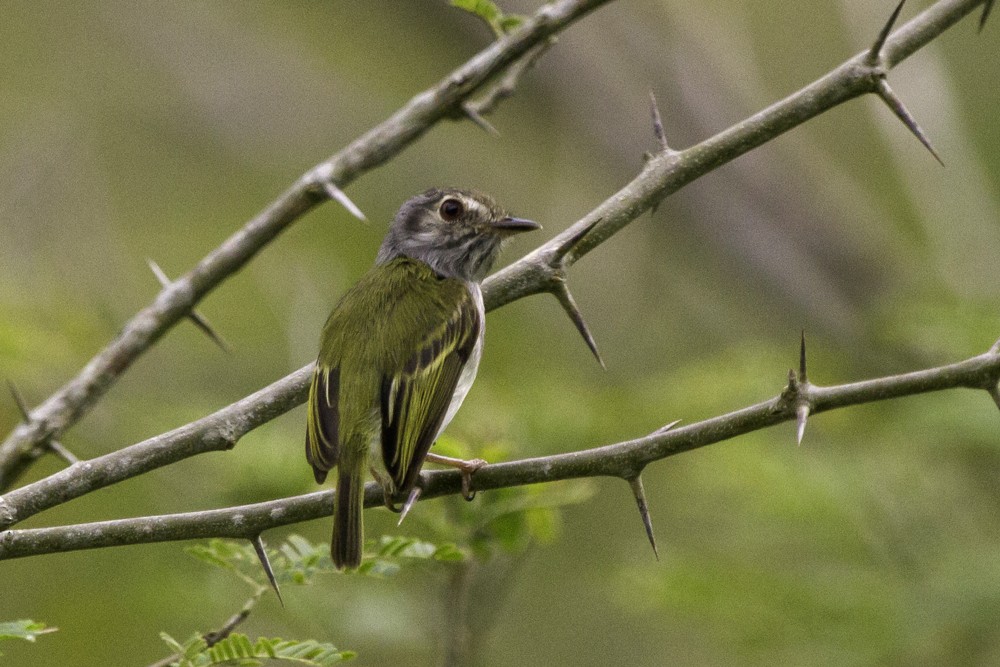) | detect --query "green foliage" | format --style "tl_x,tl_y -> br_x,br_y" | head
358,535 -> 468,577
0,620 -> 56,656
159,632 -> 353,666
450,0 -> 524,37
187,534 -> 468,592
